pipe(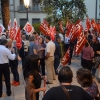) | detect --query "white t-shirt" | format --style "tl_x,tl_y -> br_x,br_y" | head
65,37 -> 70,44
98,37 -> 100,43
46,41 -> 55,56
